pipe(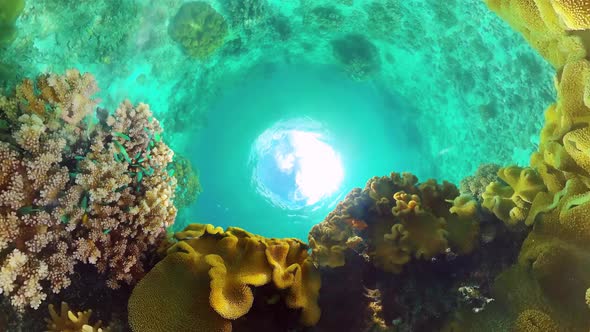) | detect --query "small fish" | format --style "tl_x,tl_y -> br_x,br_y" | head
436,146 -> 455,157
